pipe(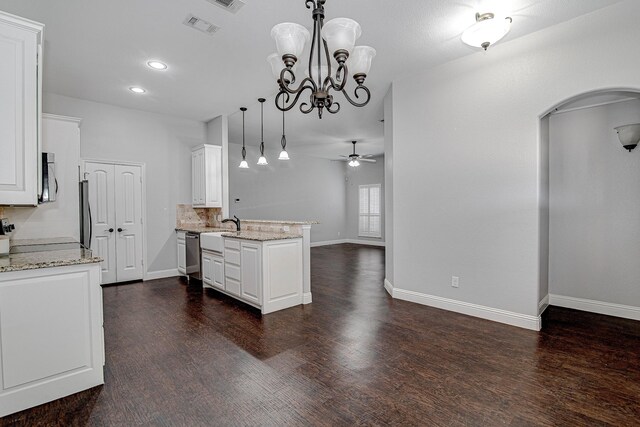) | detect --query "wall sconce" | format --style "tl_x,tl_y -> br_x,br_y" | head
614,124 -> 640,152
